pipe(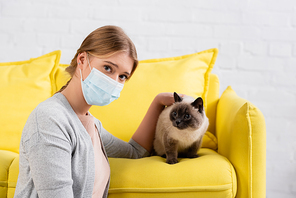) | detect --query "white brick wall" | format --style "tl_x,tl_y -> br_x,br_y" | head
1,0 -> 296,197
